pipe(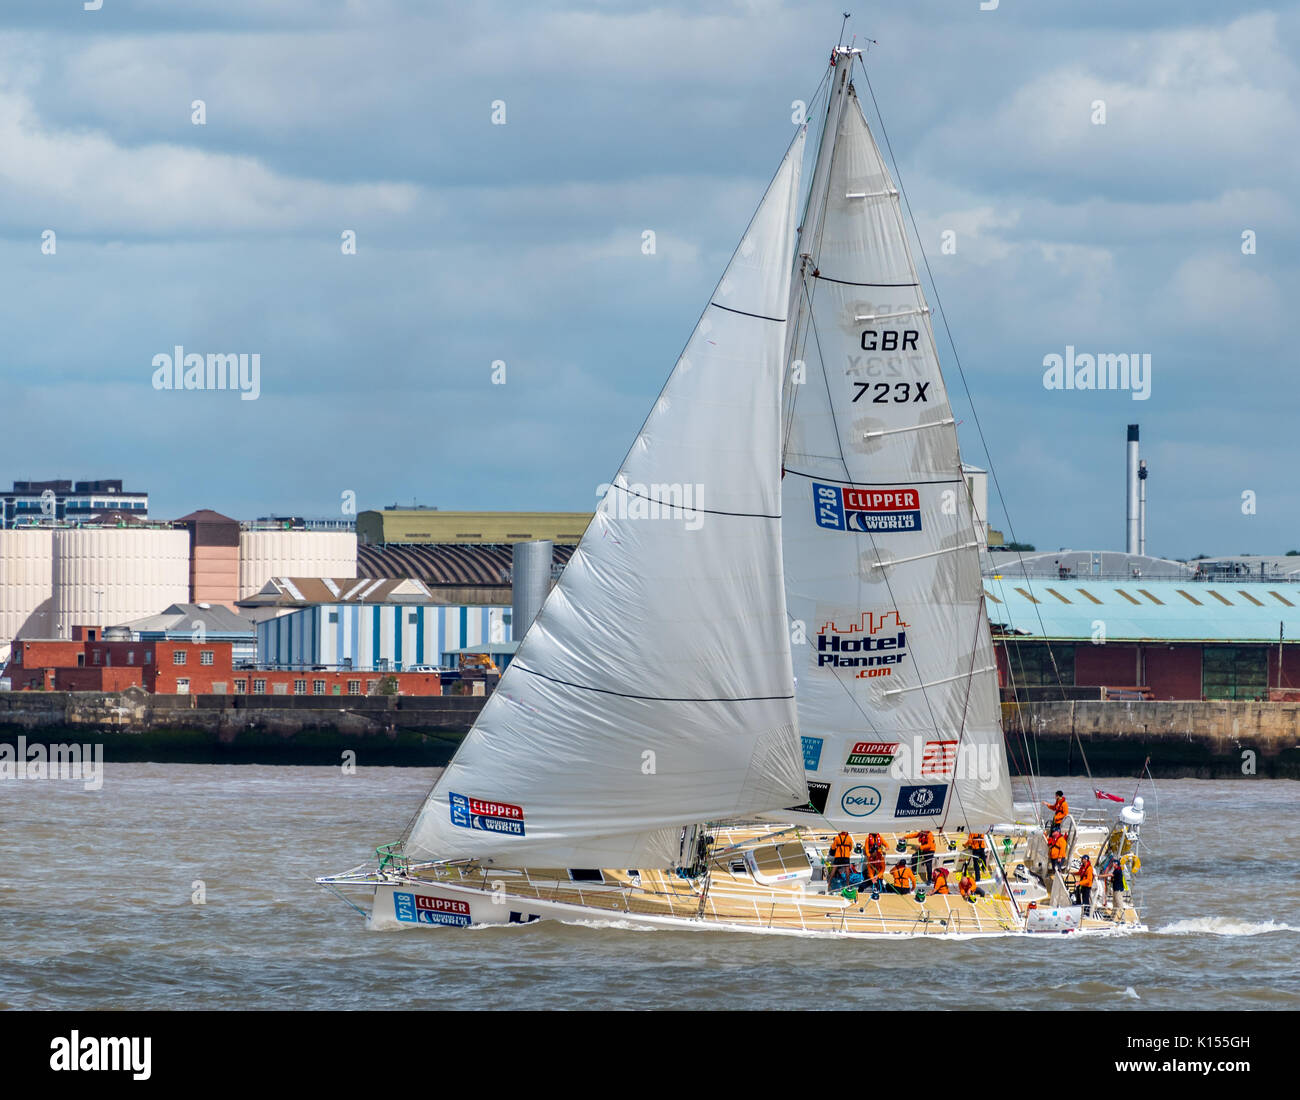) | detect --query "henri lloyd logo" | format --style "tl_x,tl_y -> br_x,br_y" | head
816,611 -> 908,678
895,783 -> 947,818
449,792 -> 526,836
813,483 -> 922,533
393,891 -> 472,927
844,740 -> 899,775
